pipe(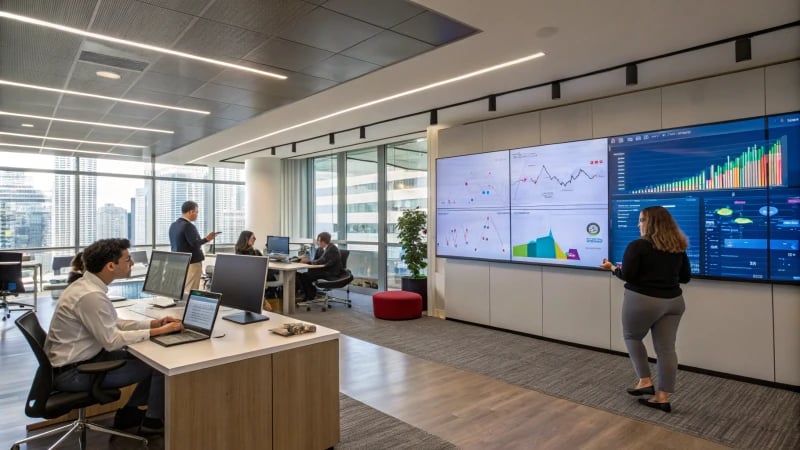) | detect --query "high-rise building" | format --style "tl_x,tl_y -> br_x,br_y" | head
53,157 -> 97,247
132,186 -> 149,245
97,203 -> 128,239
0,172 -> 50,249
